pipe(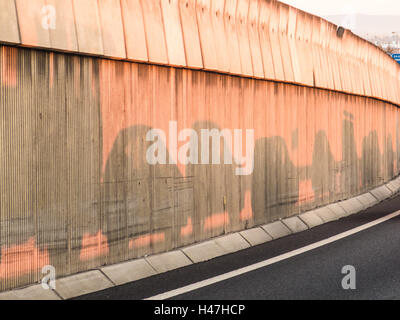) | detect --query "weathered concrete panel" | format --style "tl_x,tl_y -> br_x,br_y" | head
98,0 -> 126,59
120,0 -> 148,62
258,0 -> 275,80
287,6 -> 301,83
15,0 -> 51,48
295,10 -> 313,86
236,0 -> 253,77
303,13 -> 315,86
278,2 -> 294,82
329,22 -> 343,91
42,0 -> 77,52
141,0 -> 168,64
268,0 -> 285,81
210,0 -> 229,72
311,16 -> 324,88
161,0 -> 186,67
196,0 -> 218,71
320,19 -> 334,90
0,0 -> 20,44
248,0 -> 264,78
72,0 -> 103,55
179,0 -> 203,68
224,0 -> 242,75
